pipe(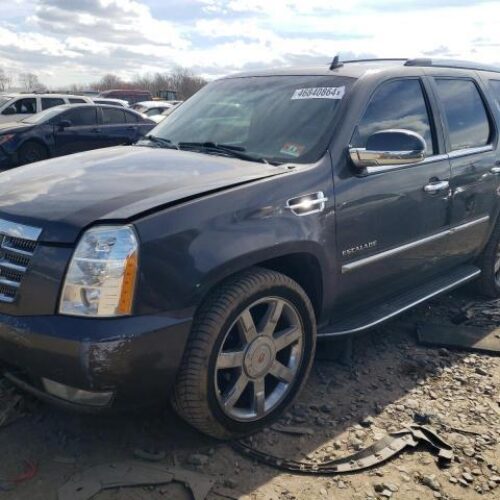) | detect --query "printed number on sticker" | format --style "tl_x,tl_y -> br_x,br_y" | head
291,86 -> 345,100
